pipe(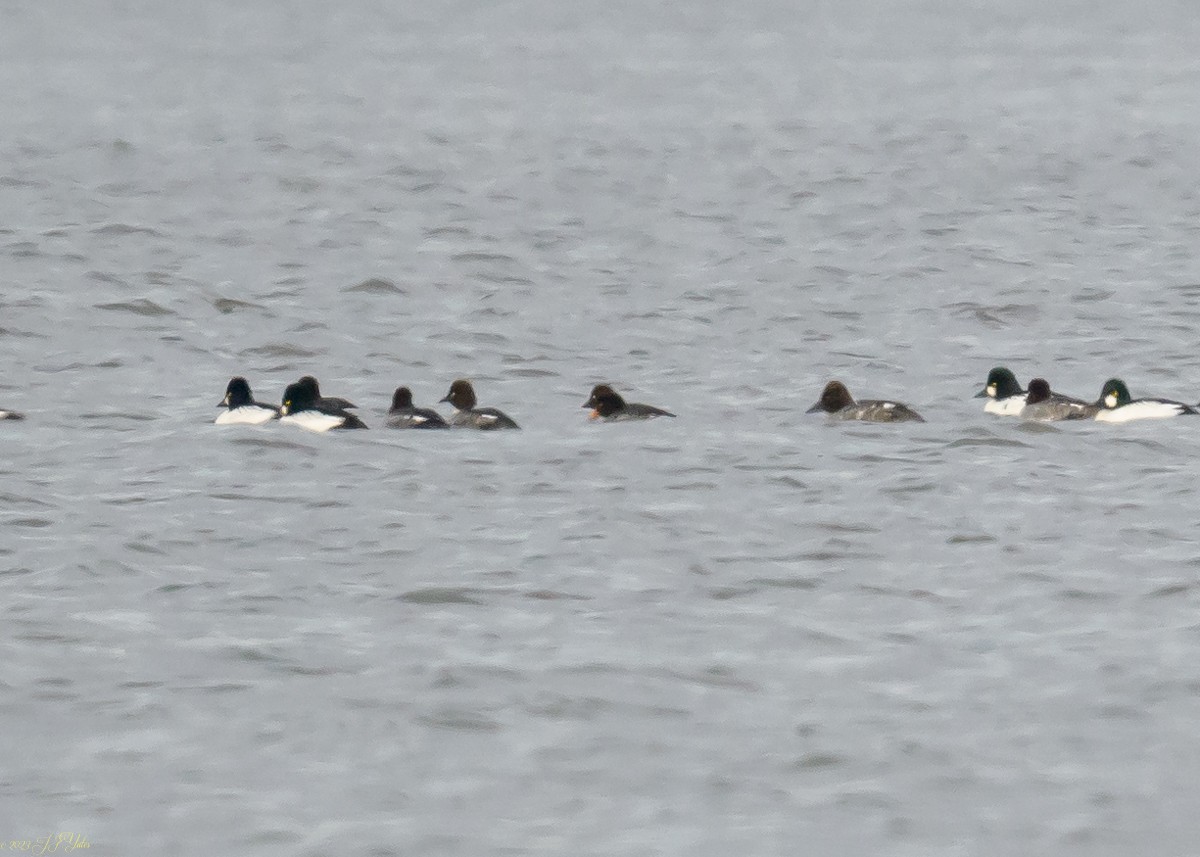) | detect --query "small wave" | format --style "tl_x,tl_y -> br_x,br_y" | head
78,411 -> 156,422
945,436 -> 1030,449
417,709 -> 501,732
226,438 -> 318,454
7,241 -> 41,258
90,223 -> 163,237
451,251 -> 517,264
1145,582 -> 1190,598
0,176 -> 45,188
657,666 -> 759,692
240,343 -> 321,358
94,298 -> 174,317
423,225 -> 470,239
524,589 -> 589,601
342,277 -> 405,295
793,752 -> 848,770
8,517 -> 53,528
399,587 -> 484,605
211,297 -> 266,314
748,576 -> 821,590
946,533 -> 996,544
